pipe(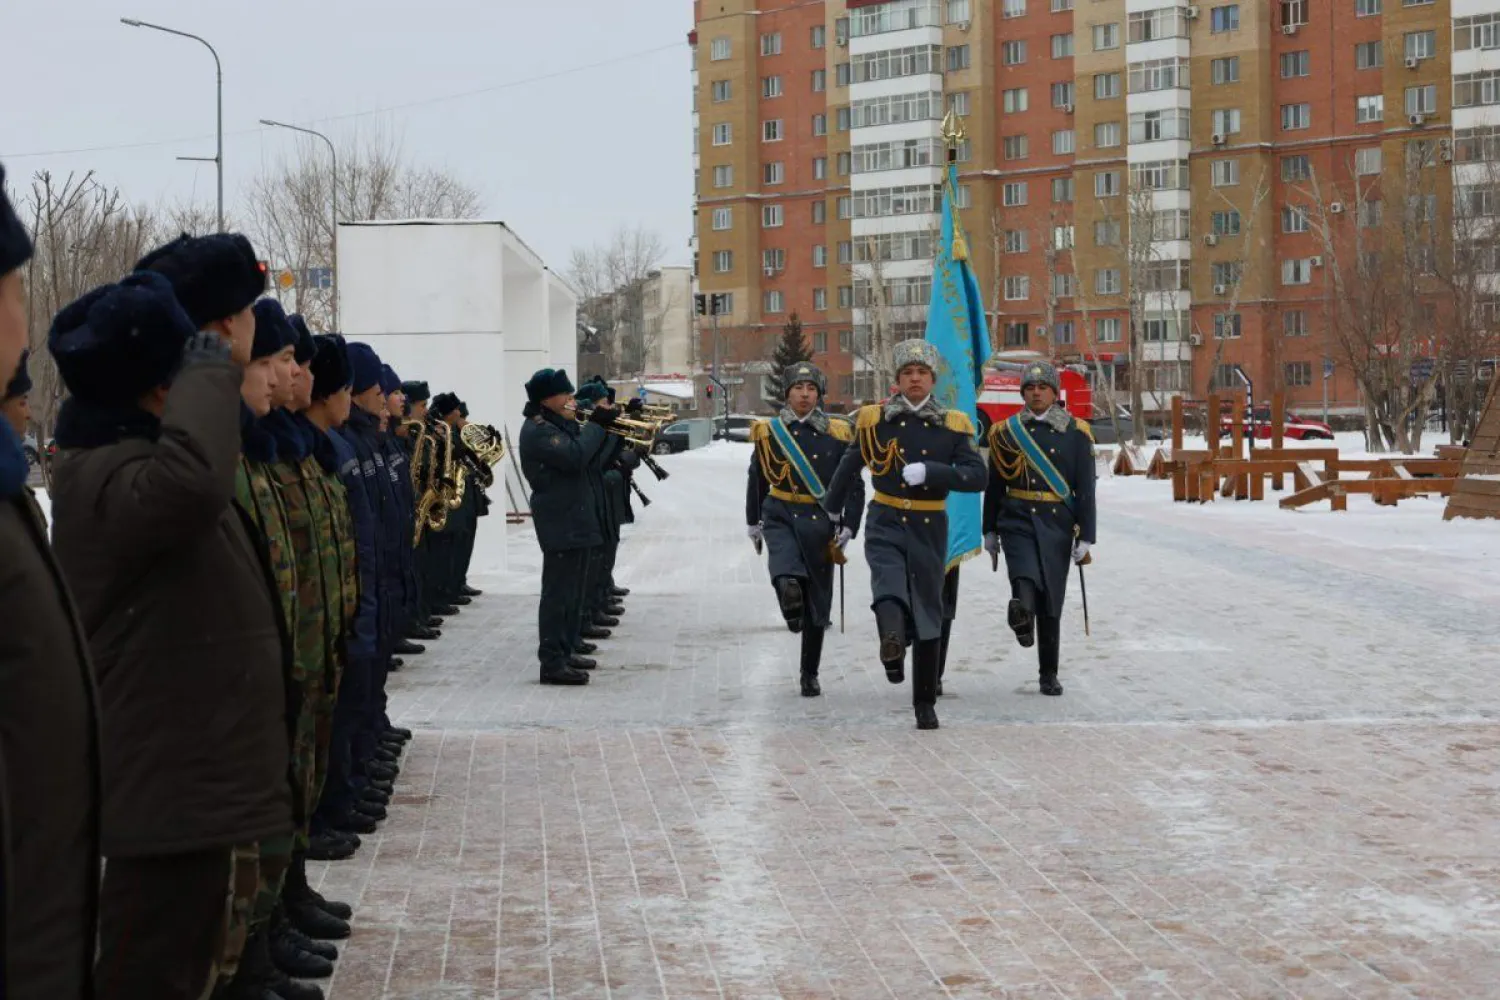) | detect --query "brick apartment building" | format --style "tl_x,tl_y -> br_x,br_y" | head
690,0 -> 1500,419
